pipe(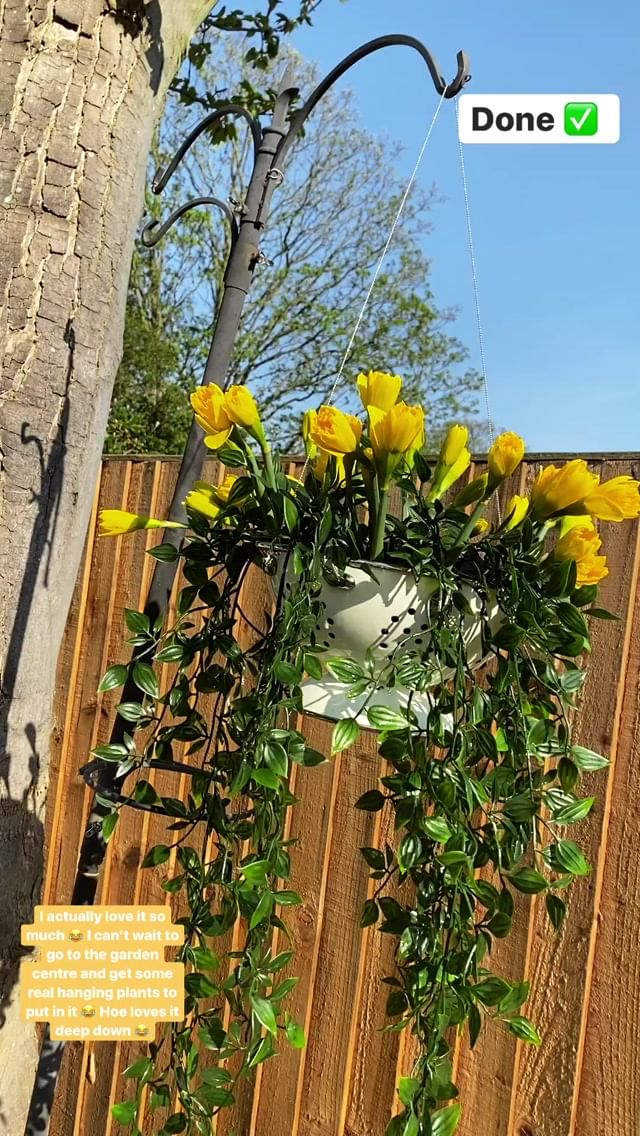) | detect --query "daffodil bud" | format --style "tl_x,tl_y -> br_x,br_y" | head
487,432 -> 525,489
356,370 -> 402,411
98,510 -> 186,537
504,495 -> 529,530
